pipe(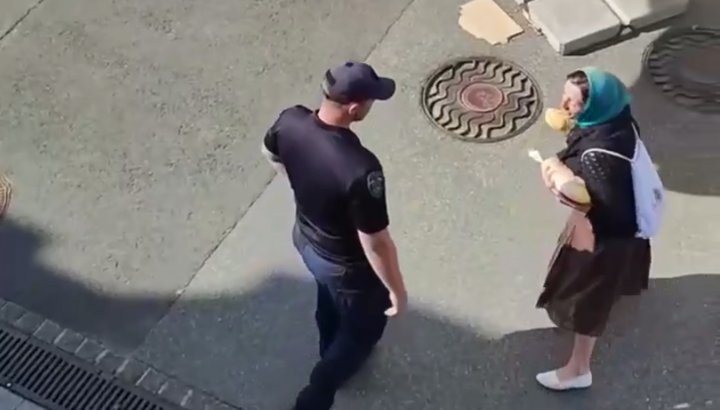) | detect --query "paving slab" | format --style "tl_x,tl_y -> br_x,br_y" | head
603,0 -> 690,29
0,0 -> 40,40
136,0 -> 720,409
15,401 -> 45,410
0,0 -> 413,352
527,0 -> 622,55
0,388 -> 24,410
